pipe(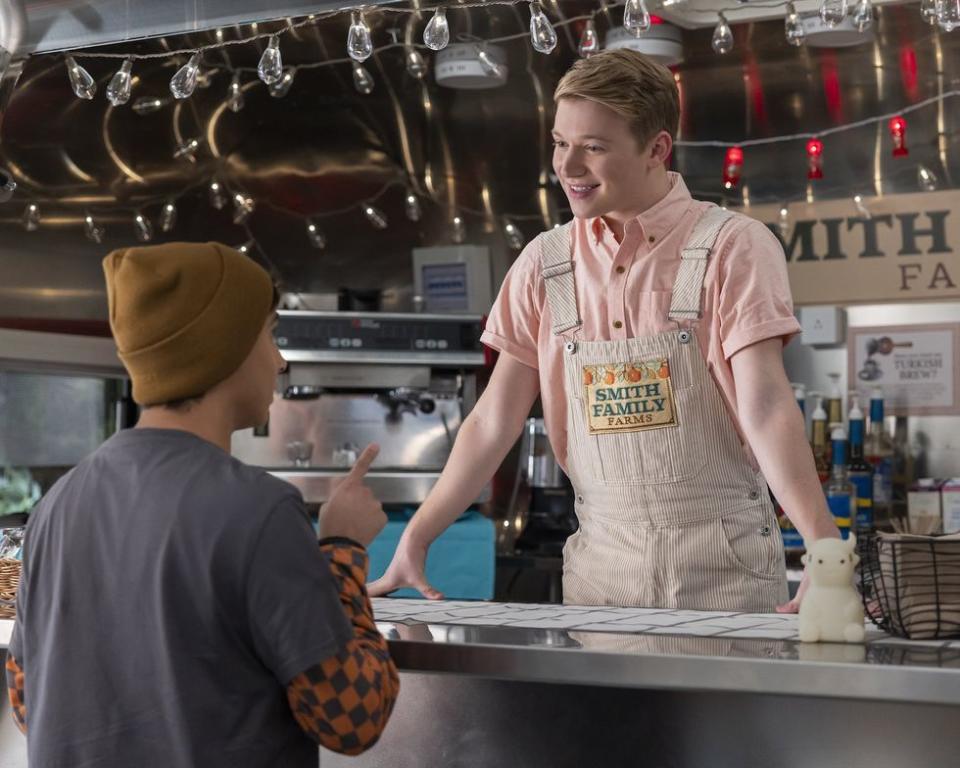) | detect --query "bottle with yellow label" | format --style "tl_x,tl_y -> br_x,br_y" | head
810,394 -> 830,483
